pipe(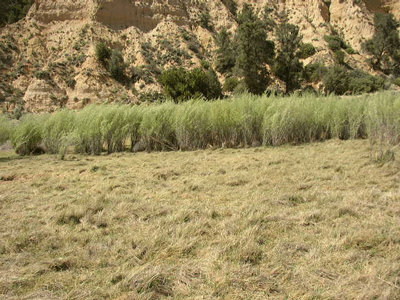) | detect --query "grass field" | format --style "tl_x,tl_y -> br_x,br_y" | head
1,139 -> 400,299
